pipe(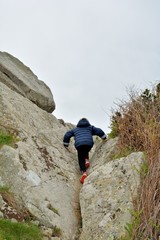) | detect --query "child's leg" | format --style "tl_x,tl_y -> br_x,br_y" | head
84,145 -> 92,159
84,146 -> 92,168
77,145 -> 92,172
84,152 -> 89,160
77,146 -> 86,172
